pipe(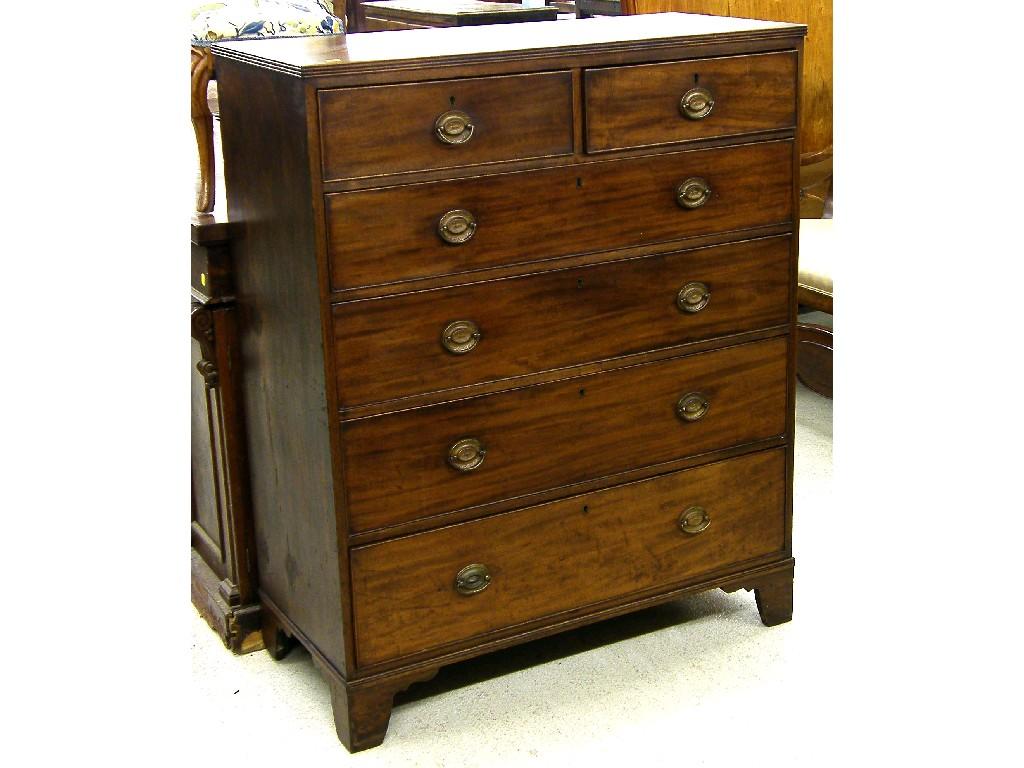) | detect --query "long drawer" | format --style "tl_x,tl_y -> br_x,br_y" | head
584,52 -> 797,153
341,336 -> 787,533
325,141 -> 793,291
350,448 -> 787,666
318,71 -> 574,181
332,236 -> 792,407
